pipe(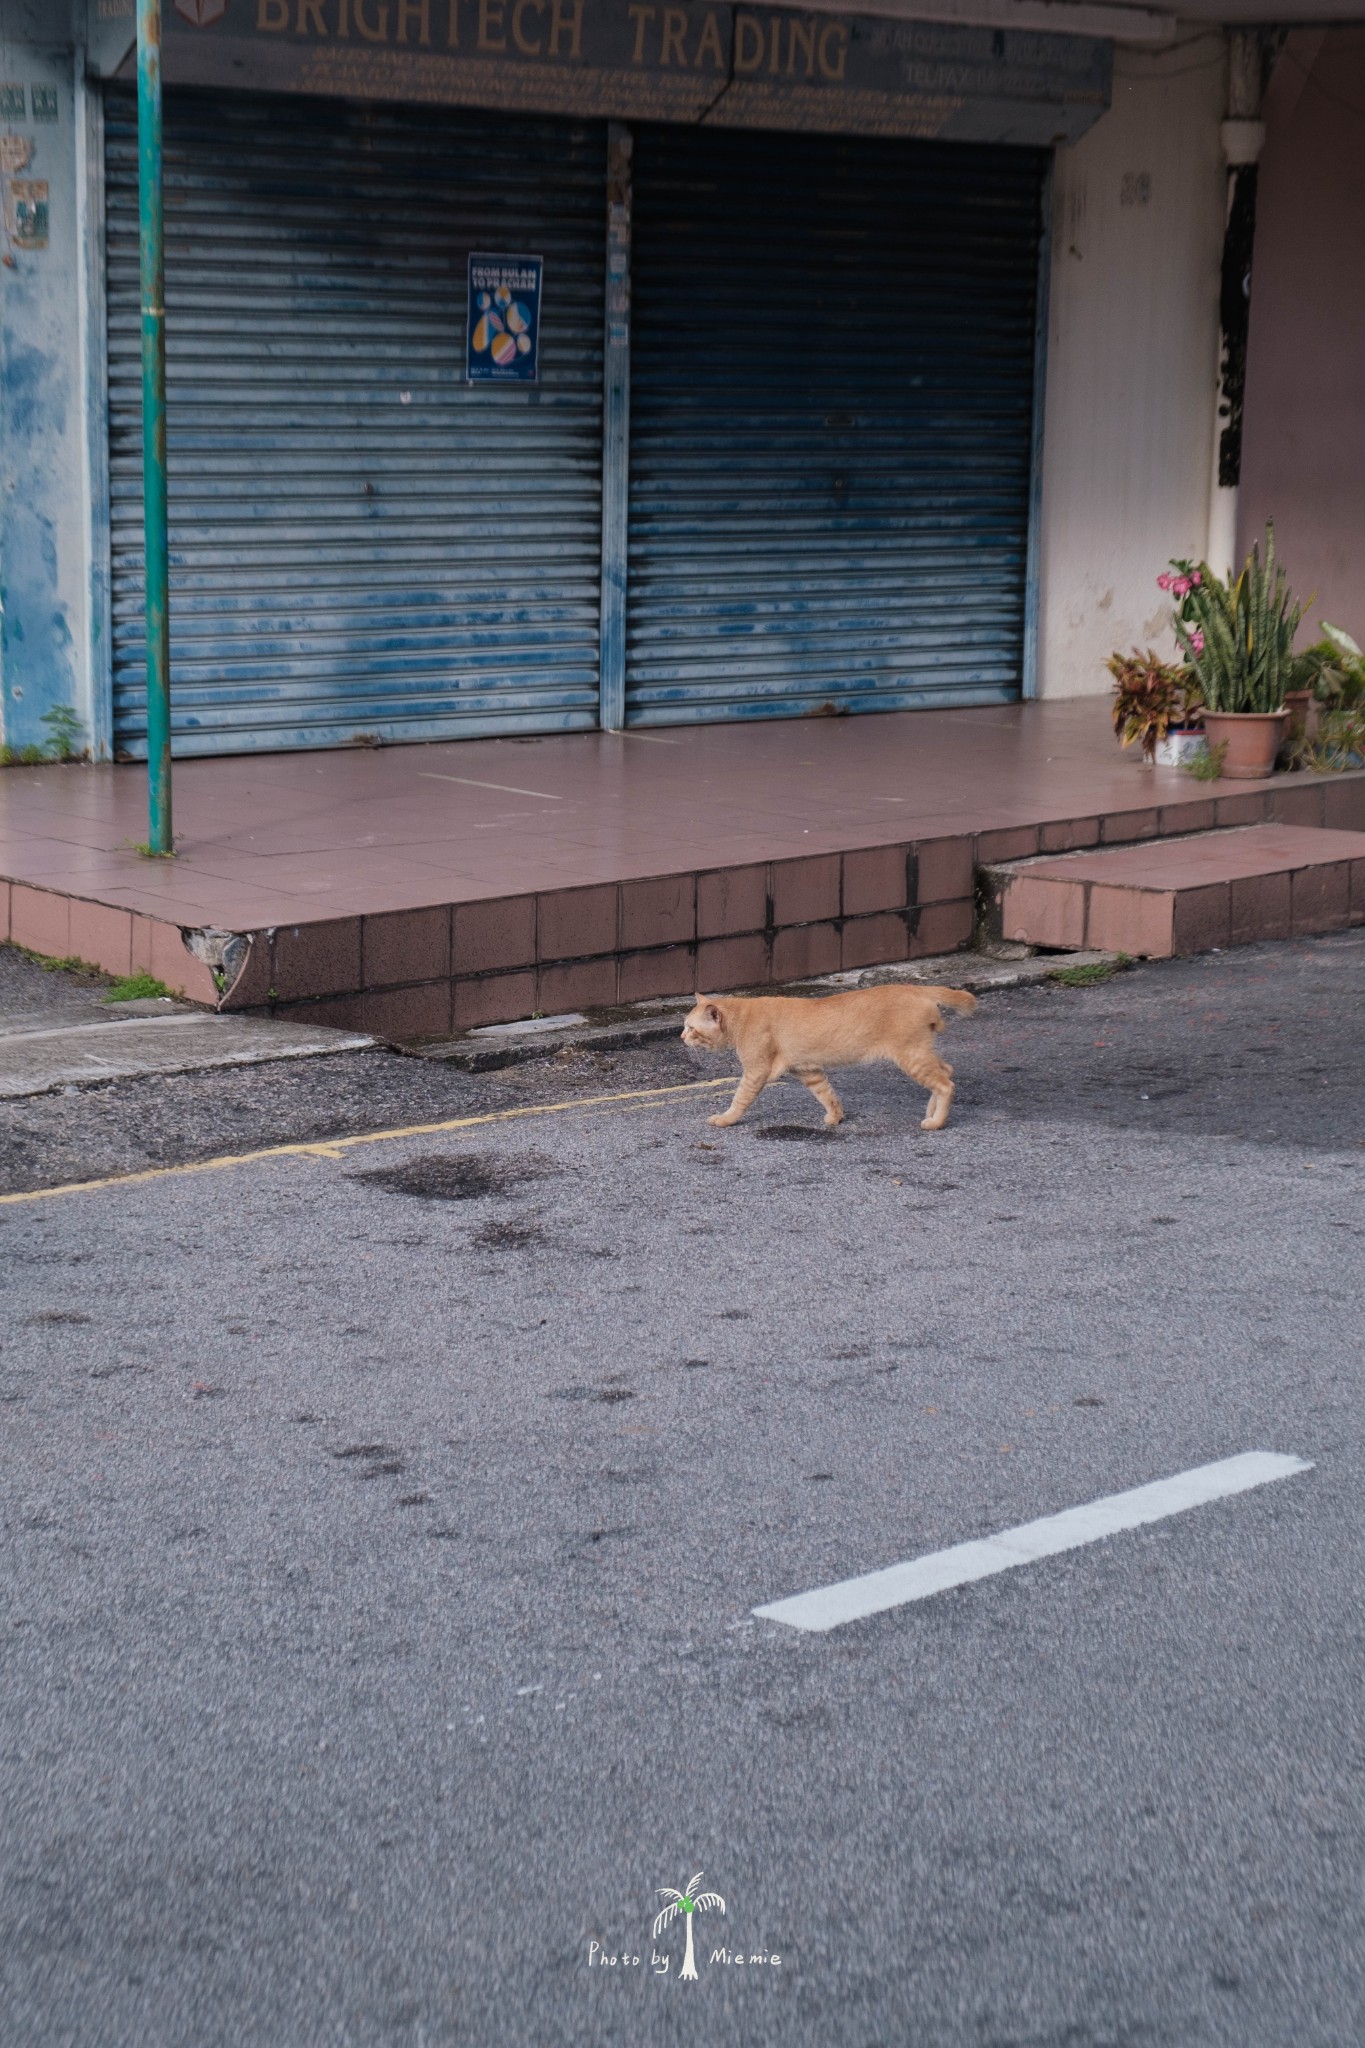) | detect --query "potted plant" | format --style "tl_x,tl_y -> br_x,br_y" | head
1286,622 -> 1365,769
1169,524 -> 1301,781
1107,648 -> 1203,765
